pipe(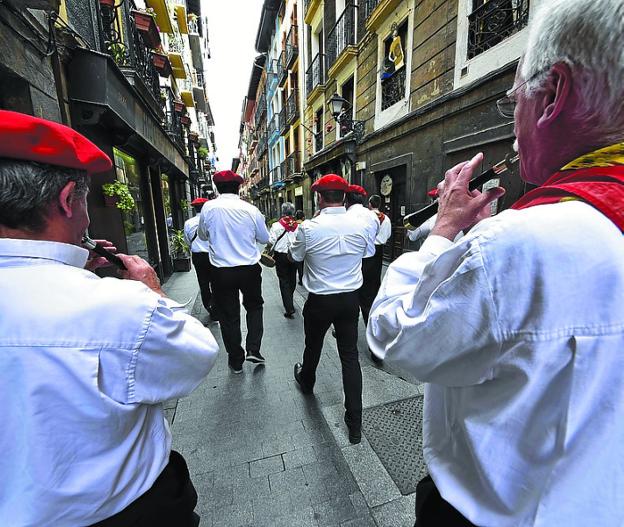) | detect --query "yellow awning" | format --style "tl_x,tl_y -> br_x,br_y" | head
181,90 -> 194,107
172,67 -> 187,79
146,0 -> 174,34
174,5 -> 188,34
168,52 -> 184,70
